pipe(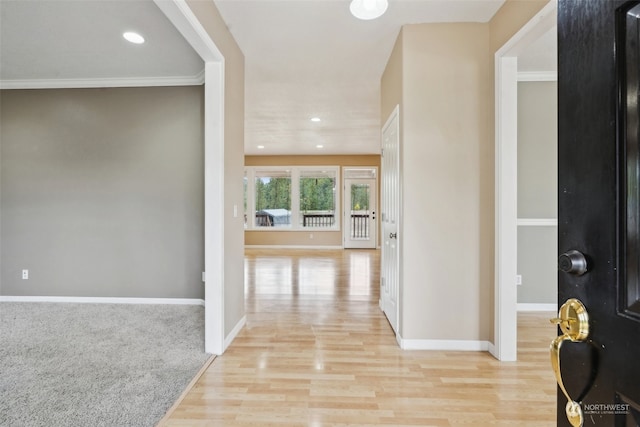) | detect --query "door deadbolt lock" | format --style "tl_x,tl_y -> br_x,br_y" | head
559,250 -> 588,276
389,232 -> 397,239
